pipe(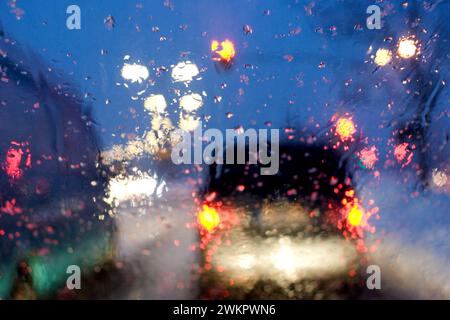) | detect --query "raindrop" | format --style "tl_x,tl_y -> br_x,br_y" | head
104,15 -> 115,30
243,25 -> 253,35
